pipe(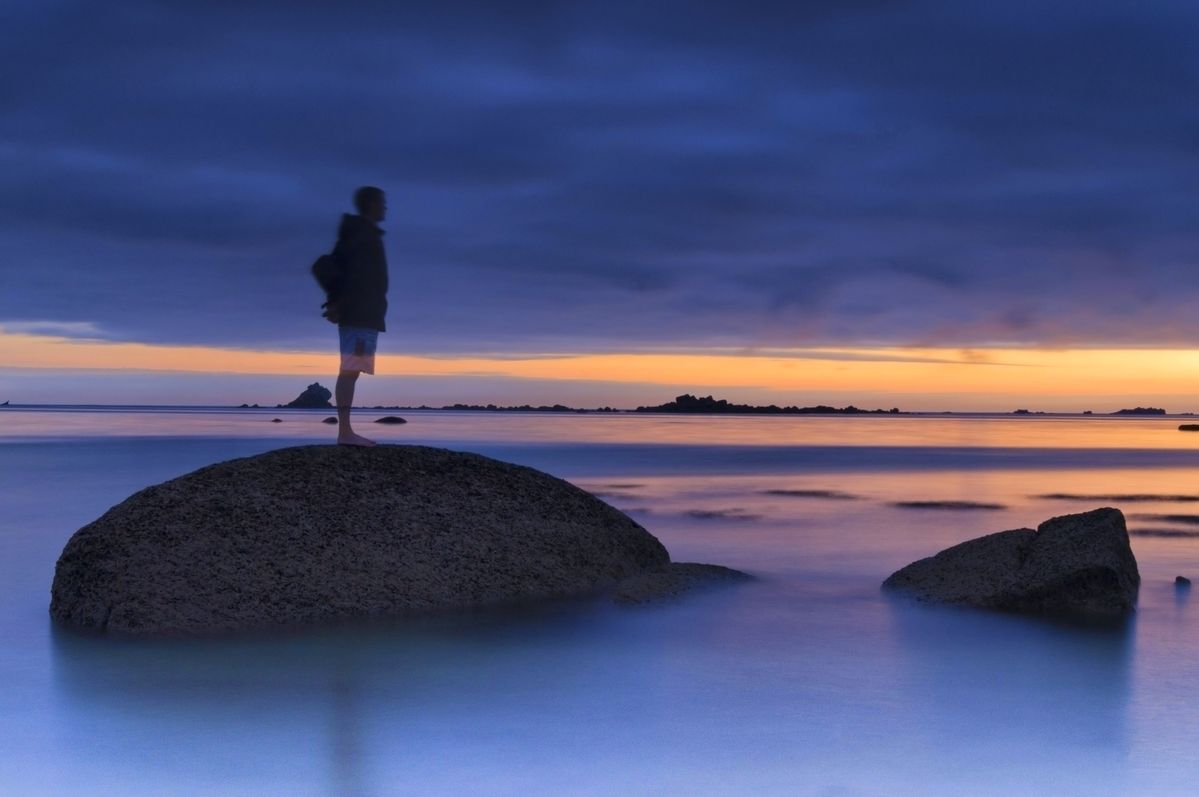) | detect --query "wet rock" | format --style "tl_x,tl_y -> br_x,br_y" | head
322,417 -> 338,424
1177,576 -> 1192,588
374,416 -> 407,424
50,446 -> 686,636
613,563 -> 752,605
883,507 -> 1140,620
